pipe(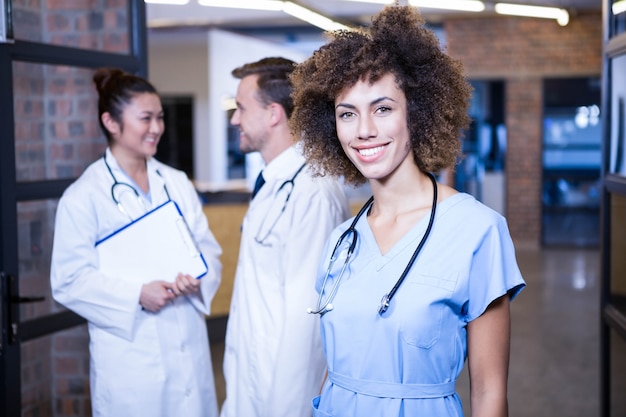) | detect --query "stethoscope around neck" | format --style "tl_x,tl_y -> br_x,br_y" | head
103,153 -> 171,221
253,163 -> 306,246
307,172 -> 438,316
